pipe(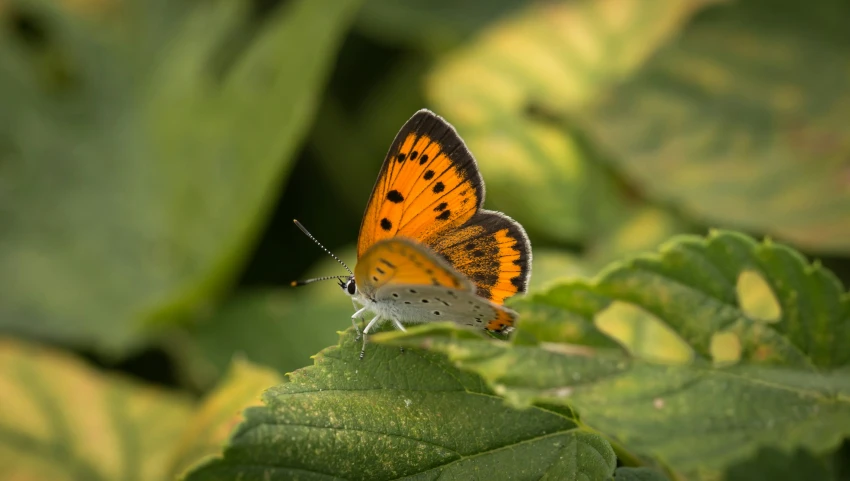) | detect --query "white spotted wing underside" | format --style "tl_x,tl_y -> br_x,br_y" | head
354,238 -> 517,330
375,284 -> 512,327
